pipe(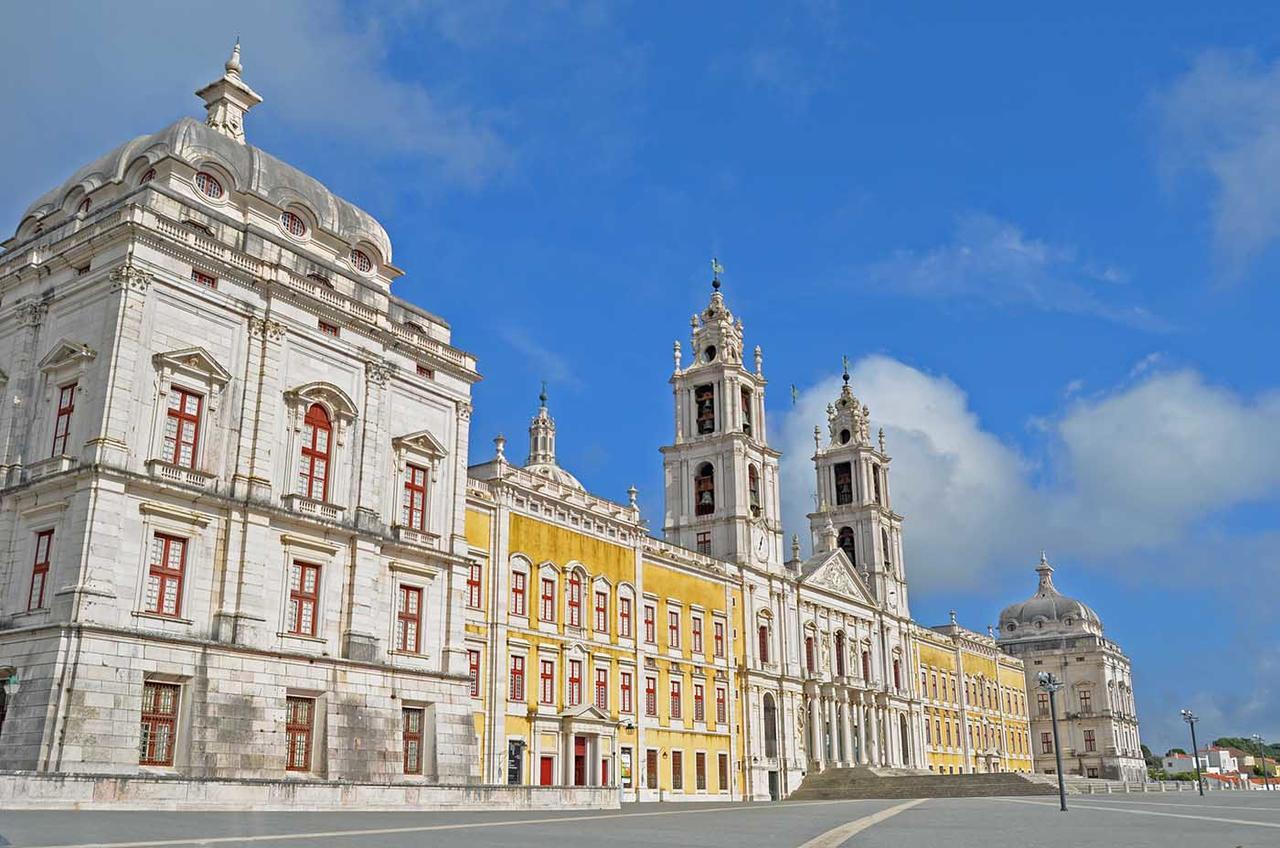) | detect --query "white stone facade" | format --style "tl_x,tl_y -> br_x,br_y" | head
0,50 -> 480,783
